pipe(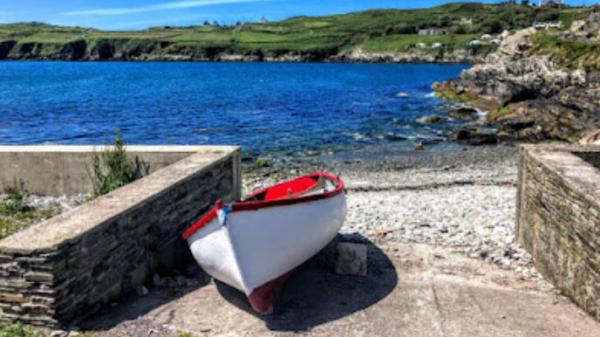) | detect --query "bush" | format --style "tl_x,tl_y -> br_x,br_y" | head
480,19 -> 505,34
0,180 -> 28,215
90,131 -> 149,197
